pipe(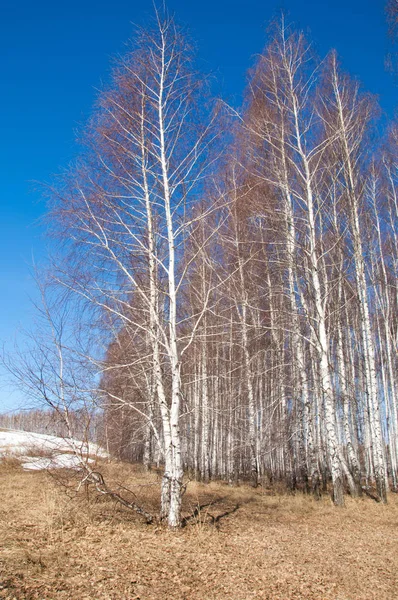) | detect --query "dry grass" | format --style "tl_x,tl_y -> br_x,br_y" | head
1,460 -> 397,599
